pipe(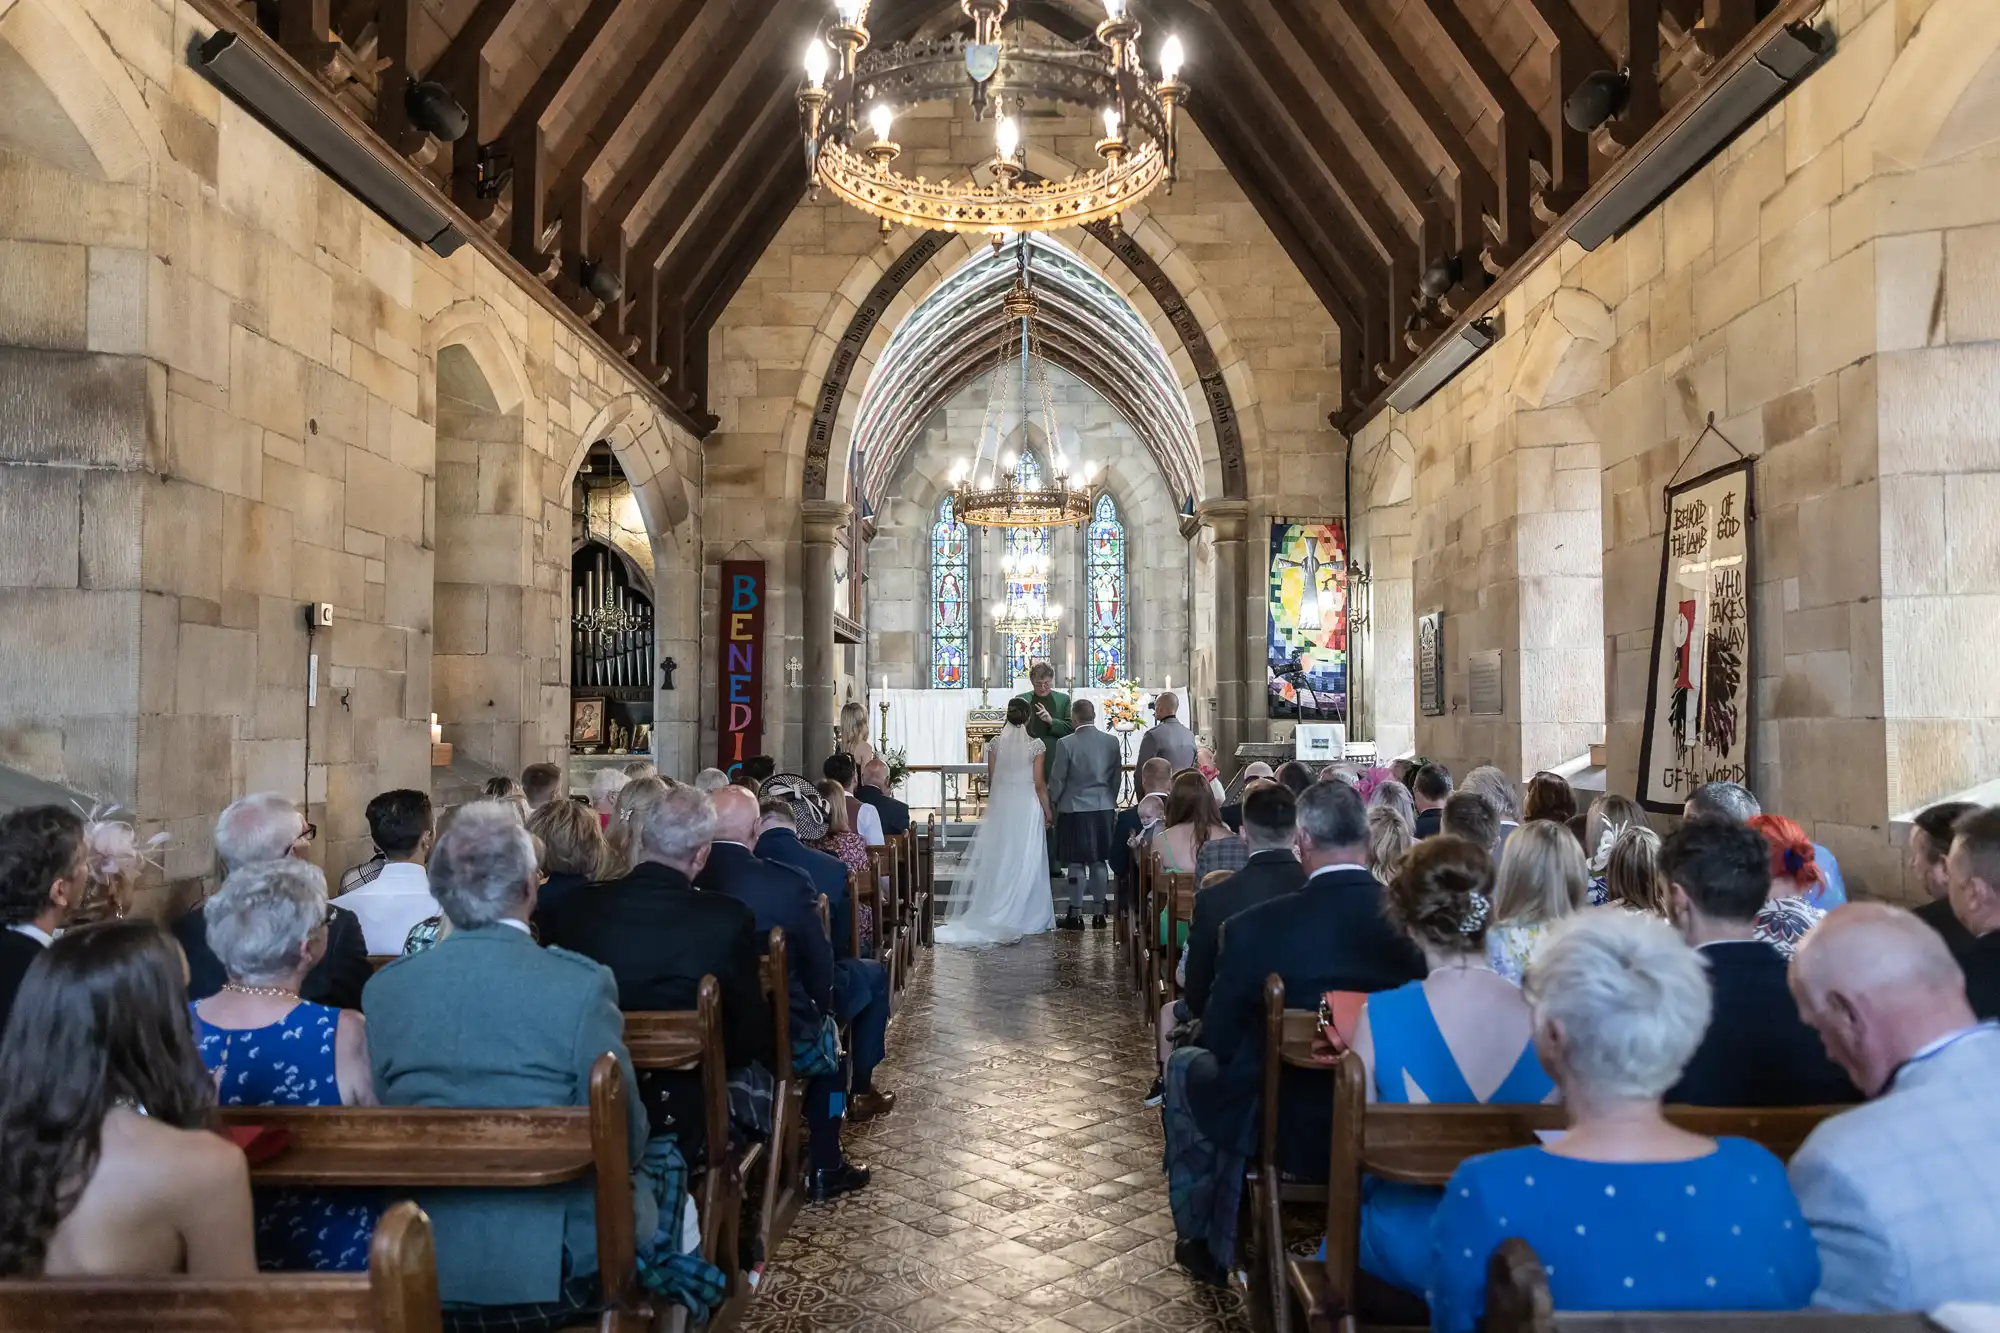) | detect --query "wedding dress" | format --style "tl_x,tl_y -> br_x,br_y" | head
935,722 -> 1057,947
